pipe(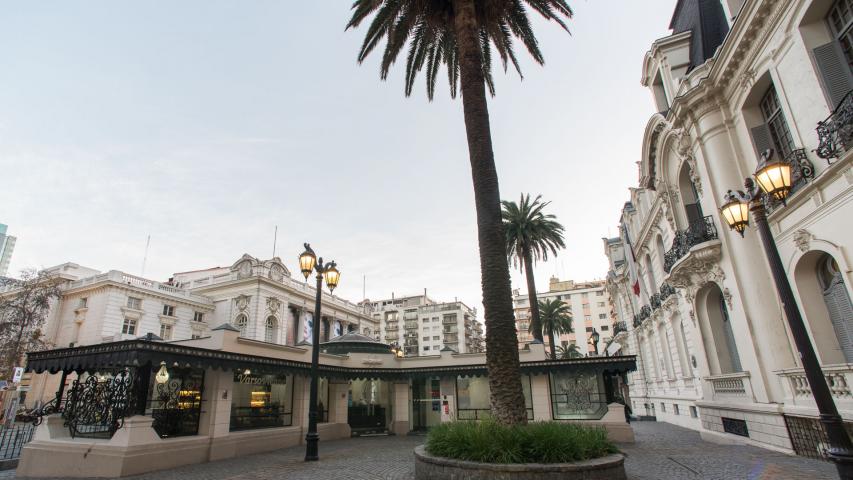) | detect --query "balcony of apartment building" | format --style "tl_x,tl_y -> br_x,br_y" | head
442,315 -> 457,325
442,325 -> 458,335
404,345 -> 419,356
404,320 -> 419,330
632,283 -> 677,331
443,334 -> 459,345
663,215 -> 721,286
